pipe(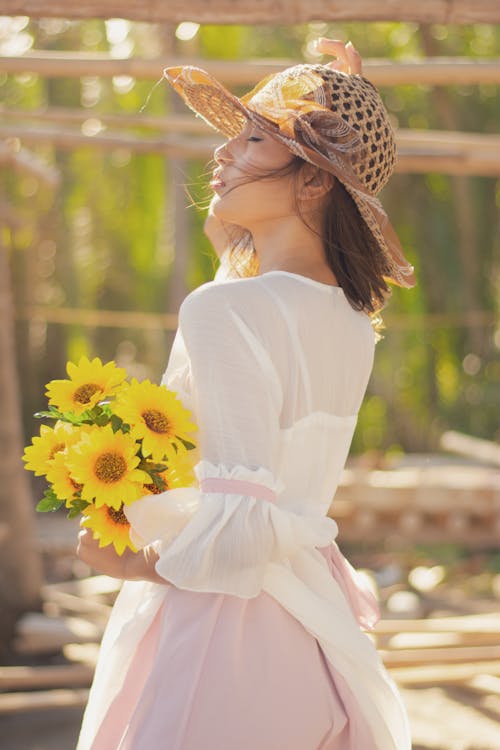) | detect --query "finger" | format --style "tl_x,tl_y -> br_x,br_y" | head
345,41 -> 363,75
315,38 -> 362,75
315,38 -> 347,56
314,38 -> 349,73
77,528 -> 98,552
326,59 -> 348,73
